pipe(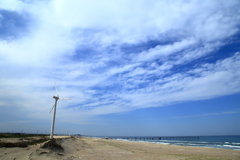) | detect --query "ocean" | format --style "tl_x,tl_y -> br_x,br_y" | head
95,135 -> 240,150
